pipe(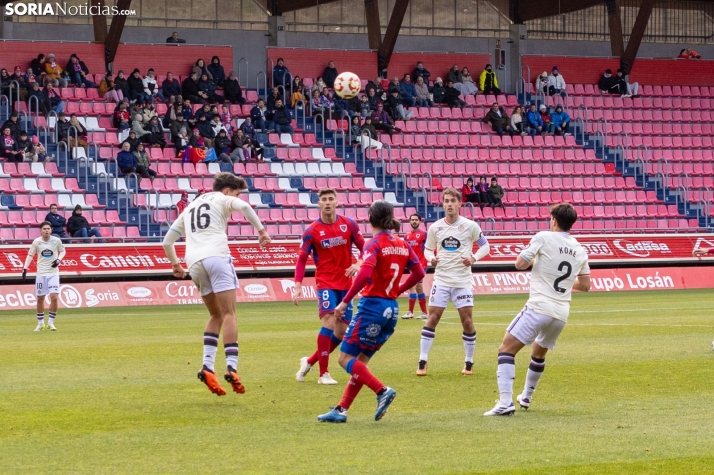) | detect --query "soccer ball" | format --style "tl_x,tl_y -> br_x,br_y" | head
334,72 -> 361,99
